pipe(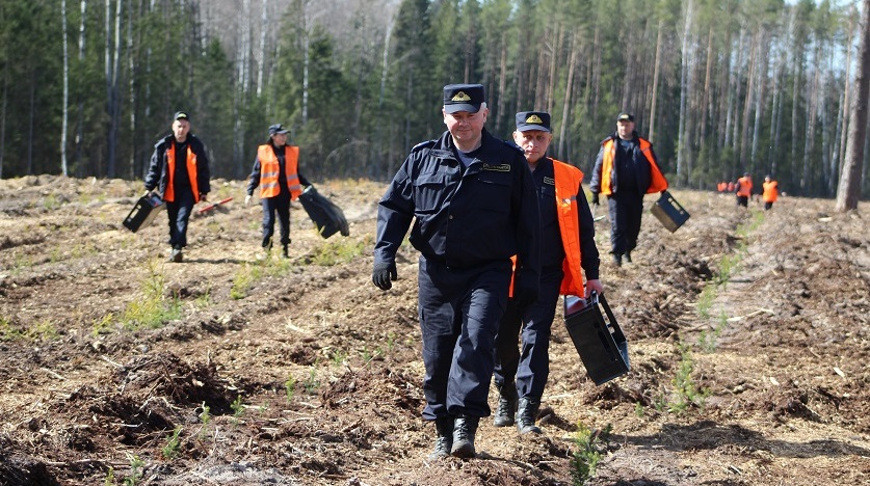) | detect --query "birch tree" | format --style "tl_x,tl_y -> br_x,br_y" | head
835,0 -> 870,211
